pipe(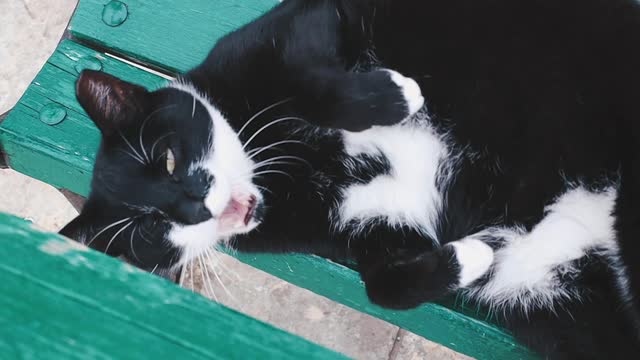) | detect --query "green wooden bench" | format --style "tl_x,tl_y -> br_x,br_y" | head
0,212 -> 344,359
0,1 -> 537,358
